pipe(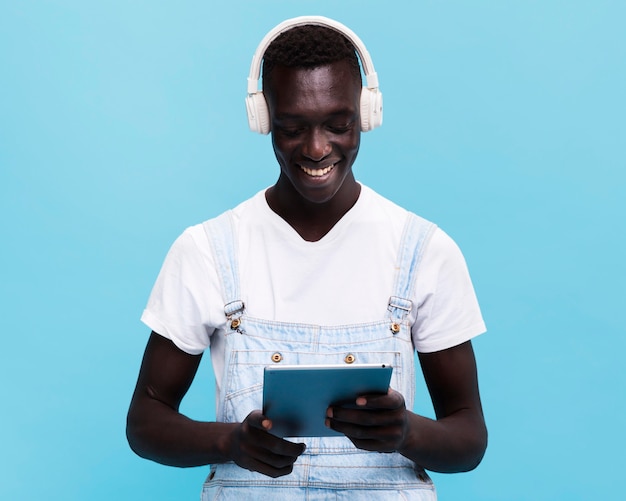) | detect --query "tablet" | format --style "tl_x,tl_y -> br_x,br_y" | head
262,363 -> 393,437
